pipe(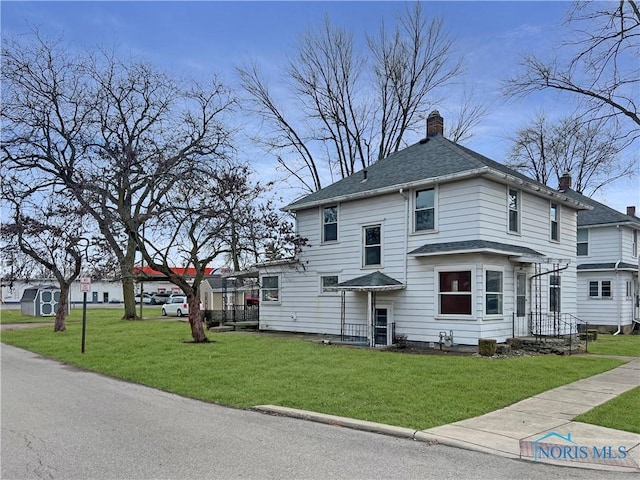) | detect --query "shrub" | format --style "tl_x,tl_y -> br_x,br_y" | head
479,338 -> 497,357
393,334 -> 408,349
